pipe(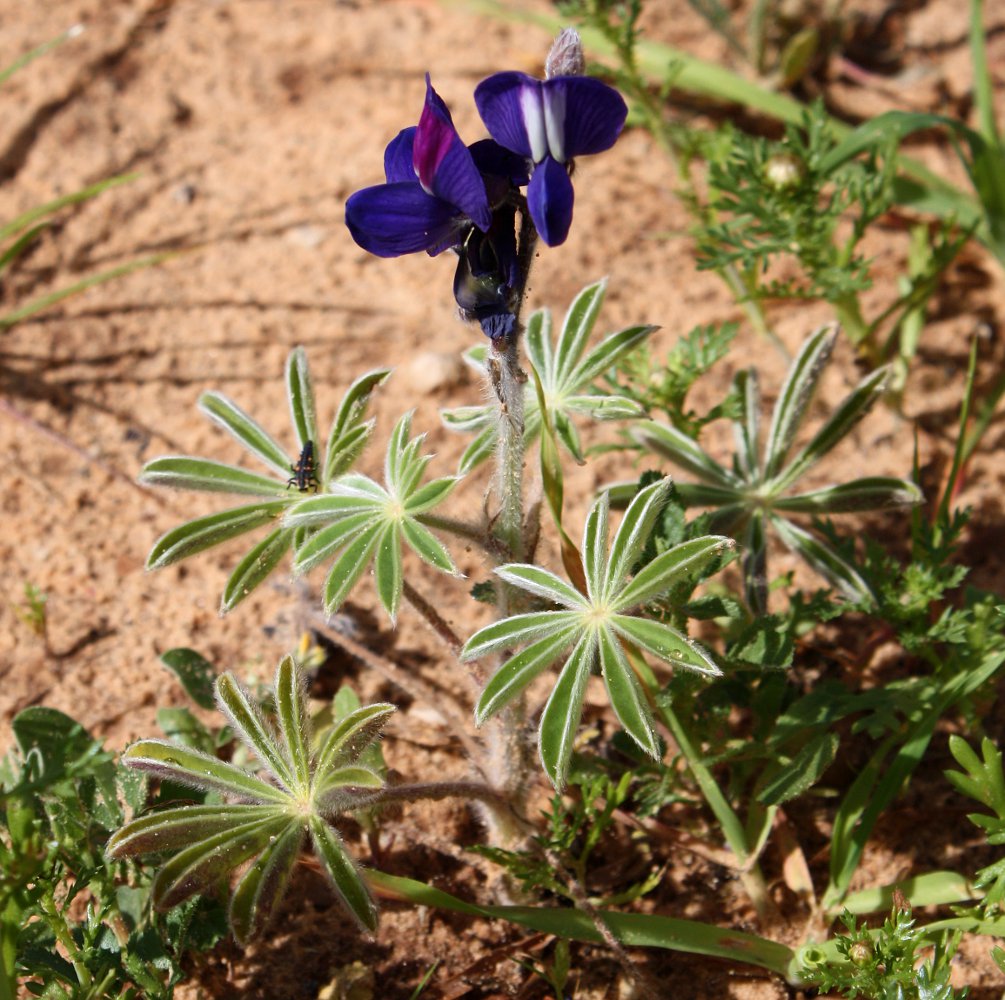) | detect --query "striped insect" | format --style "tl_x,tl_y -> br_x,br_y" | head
287,440 -> 320,493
